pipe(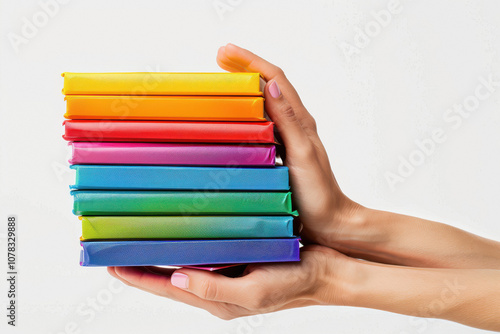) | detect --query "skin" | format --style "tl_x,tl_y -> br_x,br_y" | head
109,43 -> 500,331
